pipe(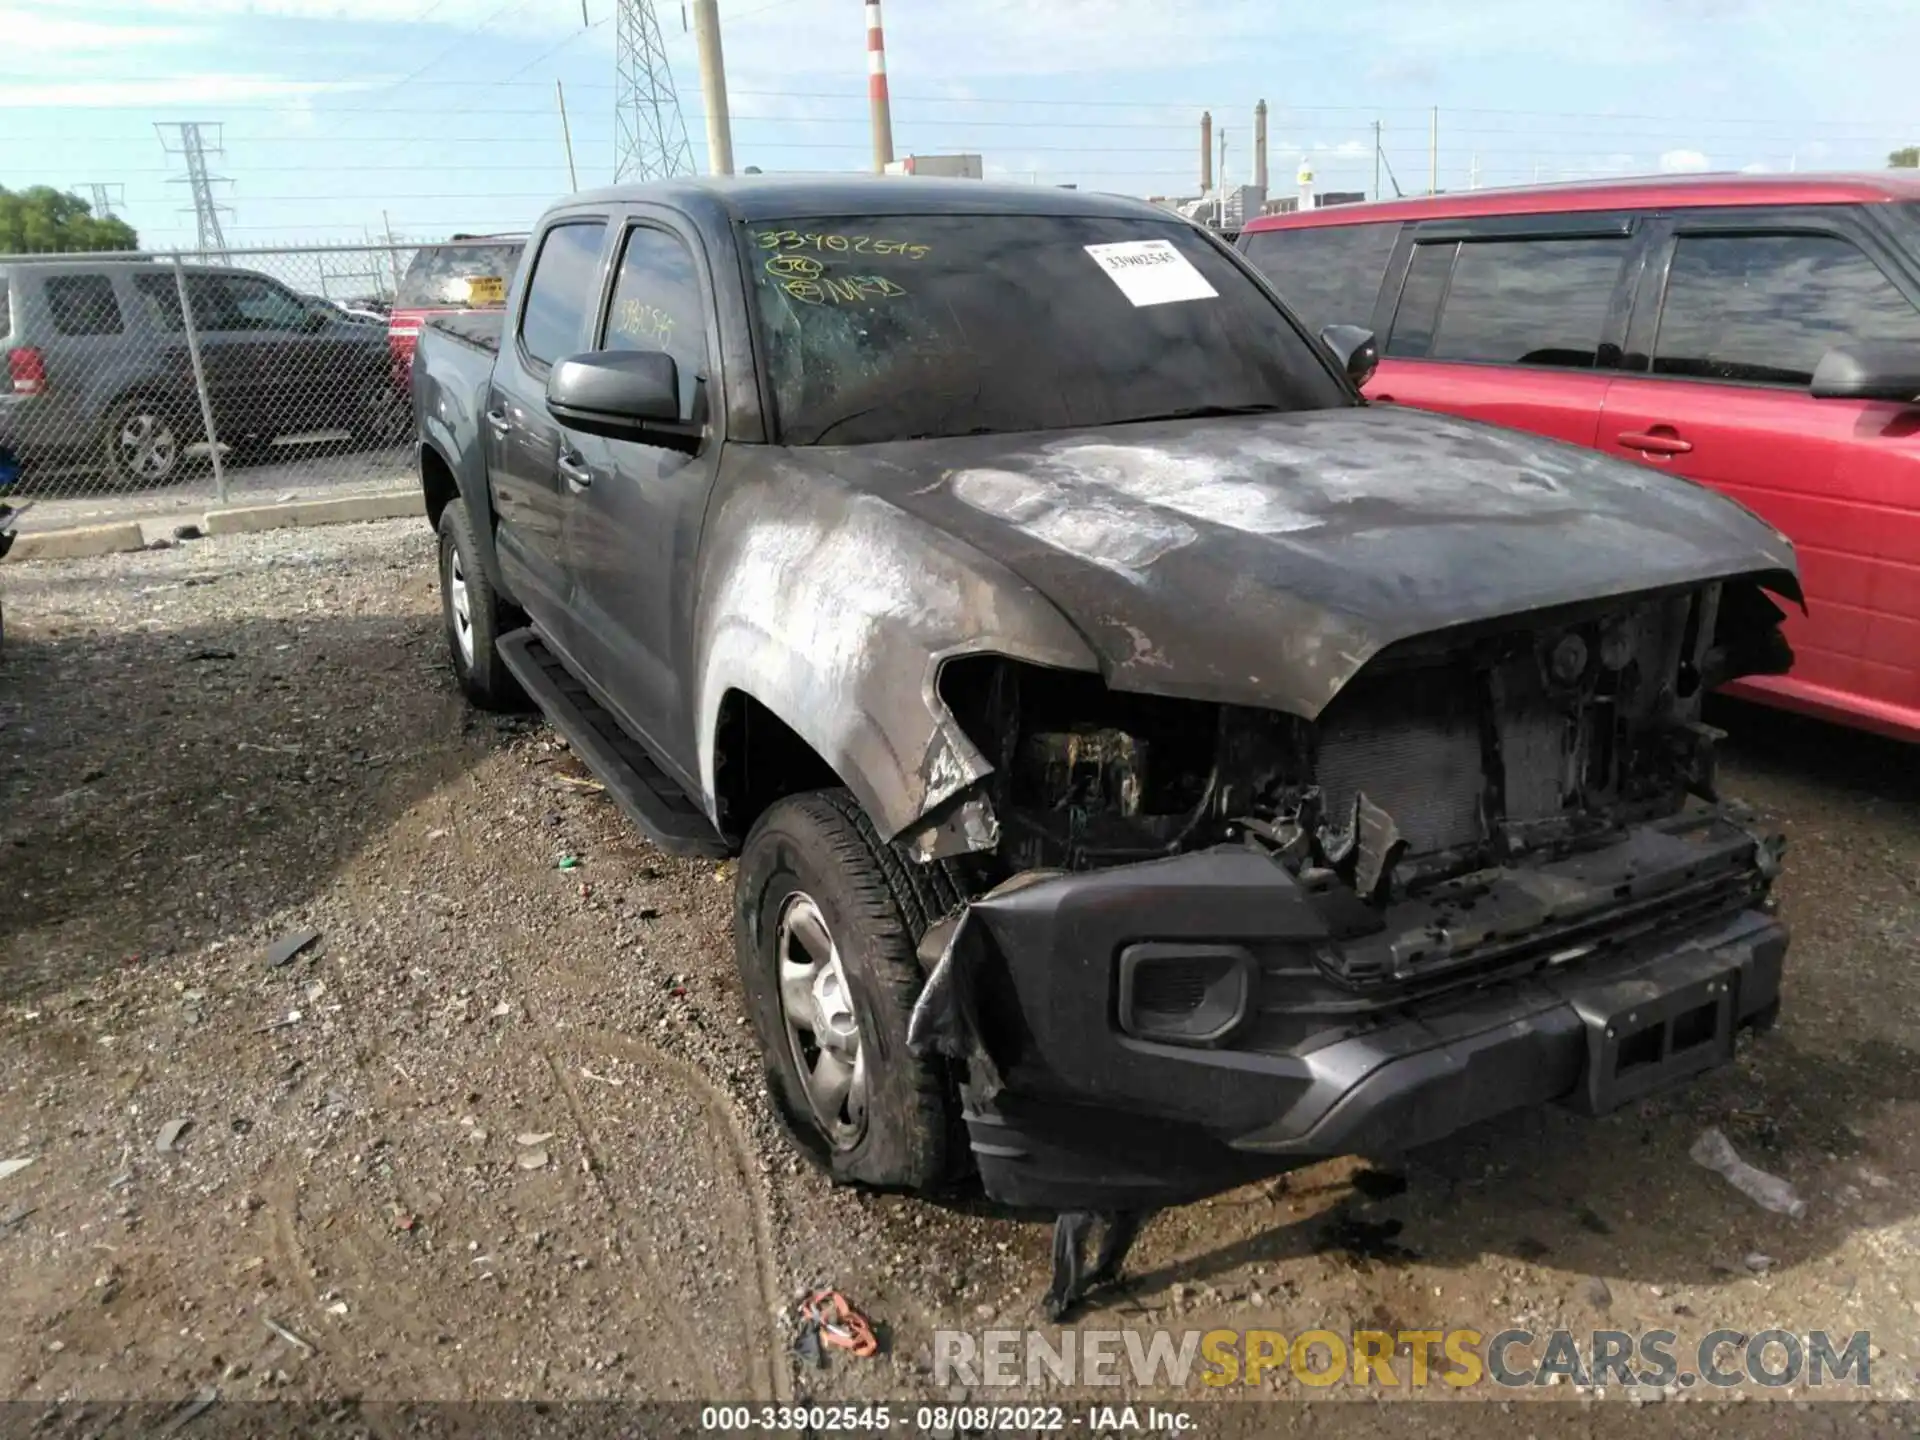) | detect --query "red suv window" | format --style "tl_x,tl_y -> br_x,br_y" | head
1389,237 -> 1629,368
1240,222 -> 1398,333
1653,232 -> 1920,387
